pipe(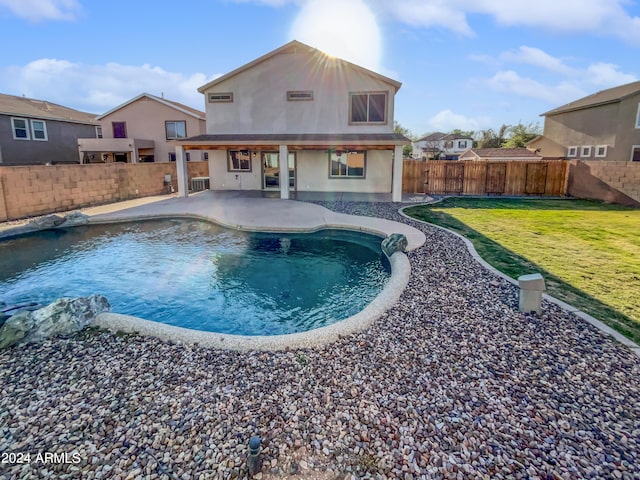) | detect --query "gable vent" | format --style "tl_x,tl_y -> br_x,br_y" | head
208,92 -> 233,103
287,90 -> 313,101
